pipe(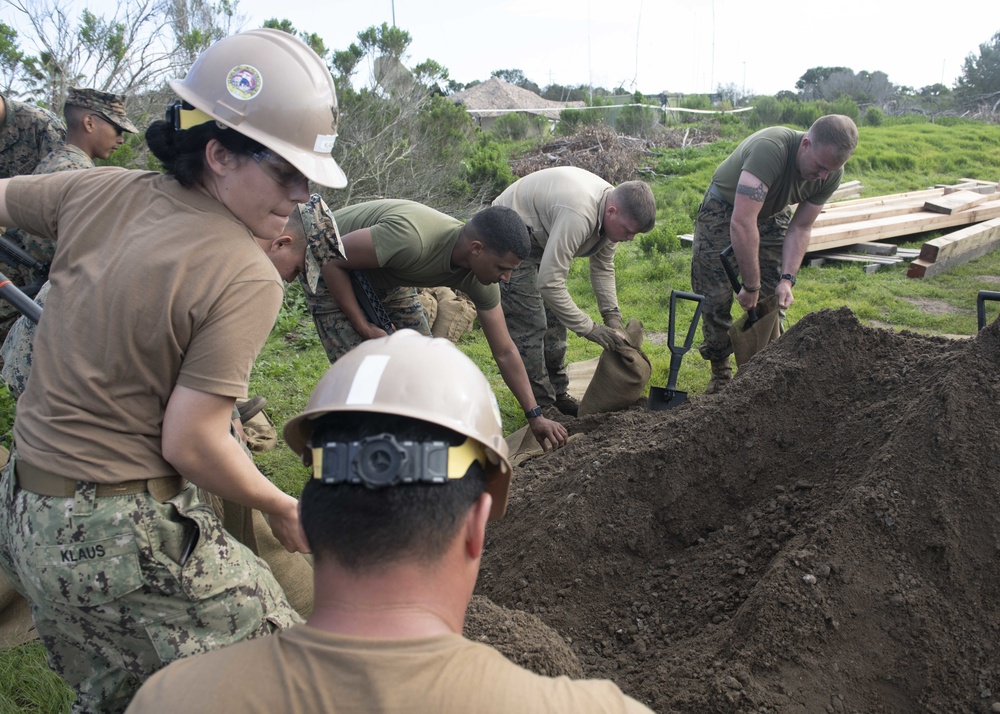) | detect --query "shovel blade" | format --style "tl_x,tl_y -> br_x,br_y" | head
648,386 -> 688,411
